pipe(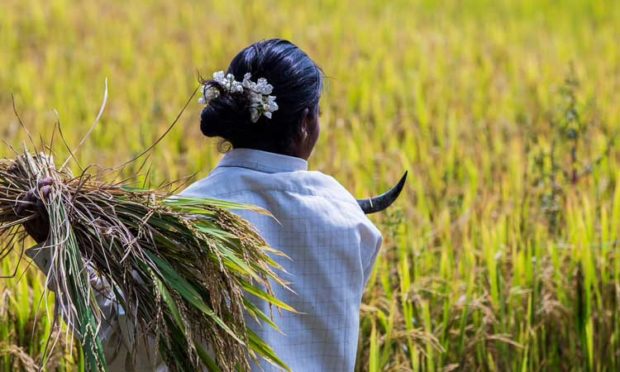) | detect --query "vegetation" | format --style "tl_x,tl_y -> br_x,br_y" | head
1,0 -> 619,370
0,150 -> 291,371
